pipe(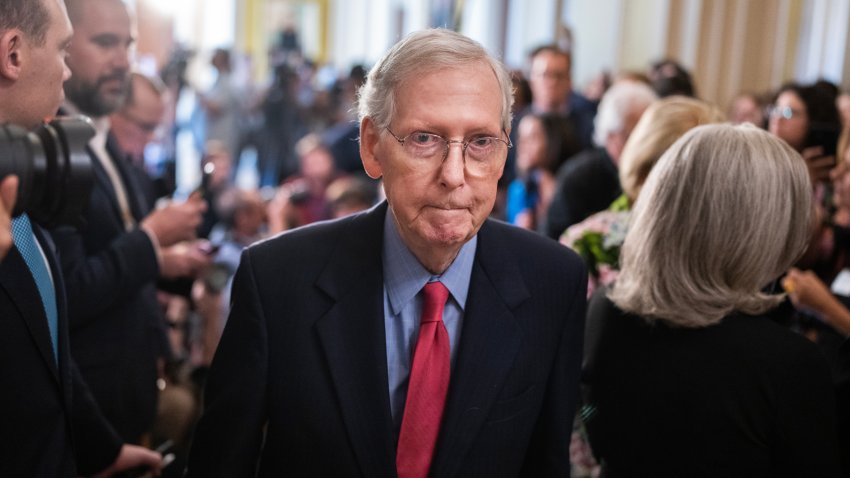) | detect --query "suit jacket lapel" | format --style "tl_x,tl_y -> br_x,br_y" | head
431,220 -> 530,478
314,202 -> 397,478
0,245 -> 59,381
